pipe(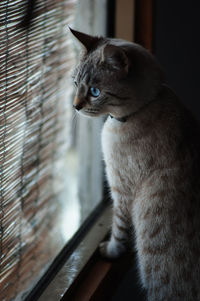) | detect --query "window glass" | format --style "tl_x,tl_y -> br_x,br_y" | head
0,0 -> 106,300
